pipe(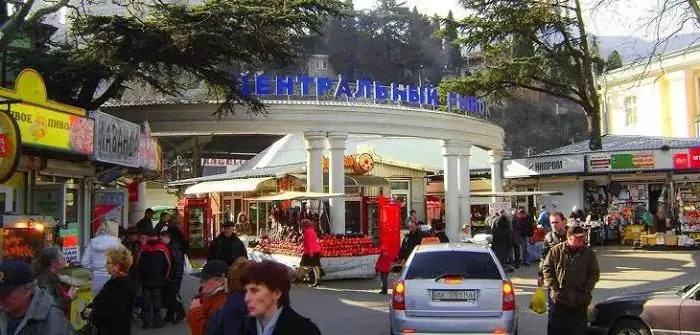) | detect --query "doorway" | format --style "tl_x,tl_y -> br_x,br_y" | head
648,183 -> 665,215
